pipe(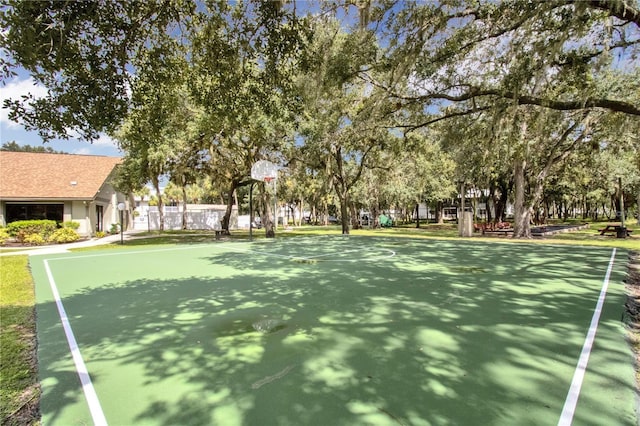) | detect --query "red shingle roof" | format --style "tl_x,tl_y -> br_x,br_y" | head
0,151 -> 122,200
